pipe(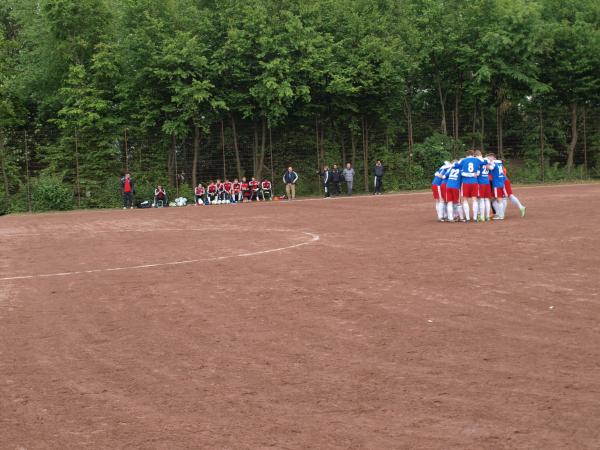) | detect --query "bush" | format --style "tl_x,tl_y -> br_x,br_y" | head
413,133 -> 462,176
31,176 -> 73,212
0,193 -> 7,216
